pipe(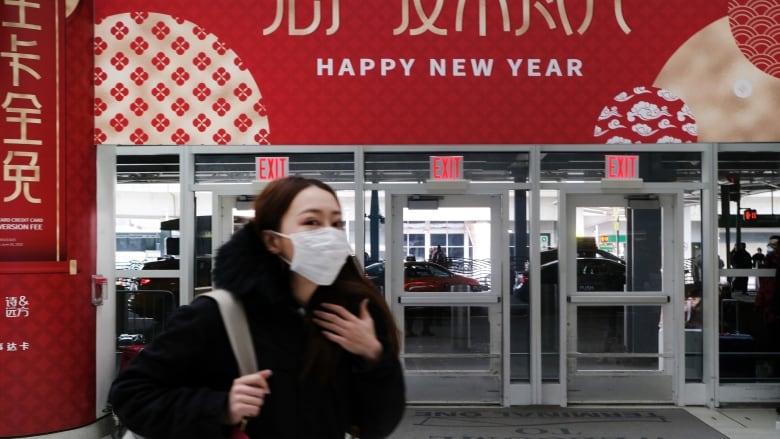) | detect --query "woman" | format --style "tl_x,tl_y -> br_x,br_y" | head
109,176 -> 405,438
